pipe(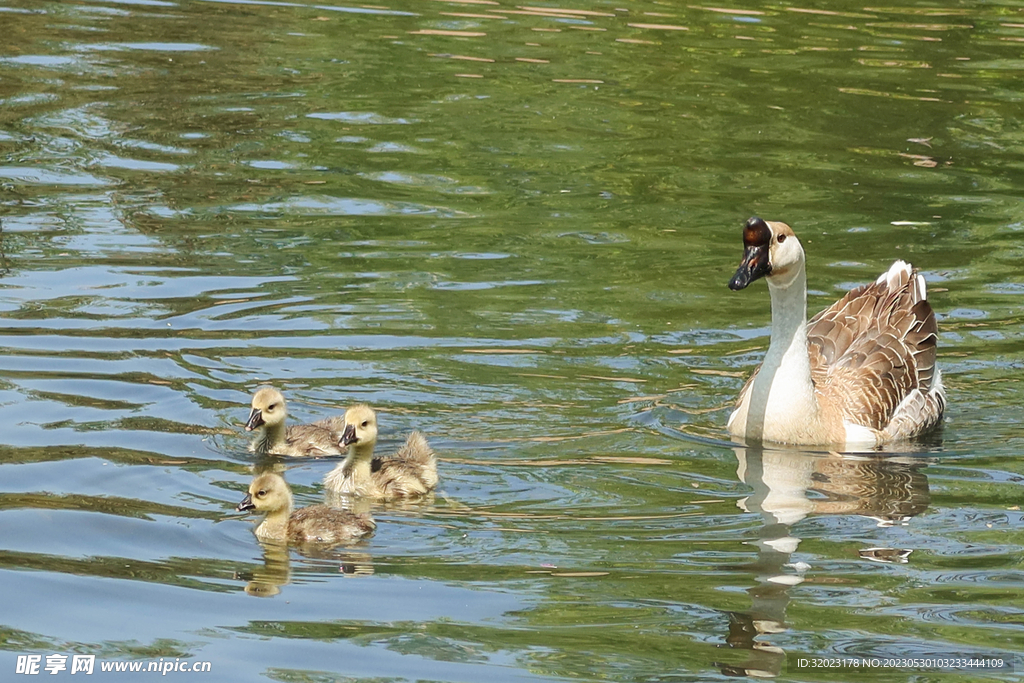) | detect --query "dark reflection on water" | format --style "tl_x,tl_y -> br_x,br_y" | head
1,0 -> 1024,680
719,445 -> 932,677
